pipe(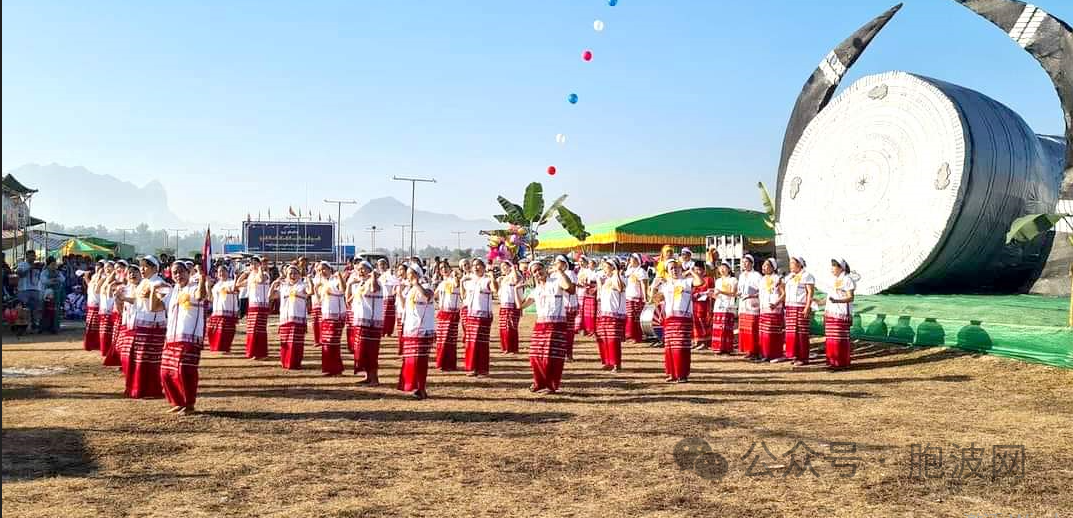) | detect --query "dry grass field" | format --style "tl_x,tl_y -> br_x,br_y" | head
3,315 -> 1071,518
